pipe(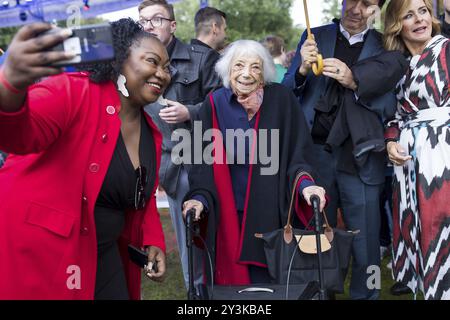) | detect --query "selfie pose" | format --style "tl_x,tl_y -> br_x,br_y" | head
0,19 -> 169,299
384,0 -> 450,300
